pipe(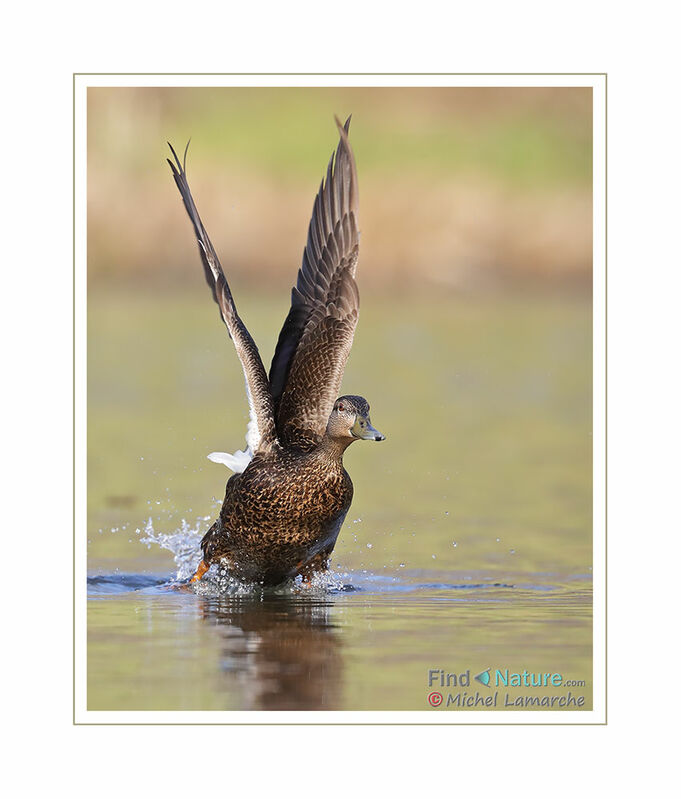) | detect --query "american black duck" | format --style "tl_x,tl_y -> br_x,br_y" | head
167,116 -> 384,586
